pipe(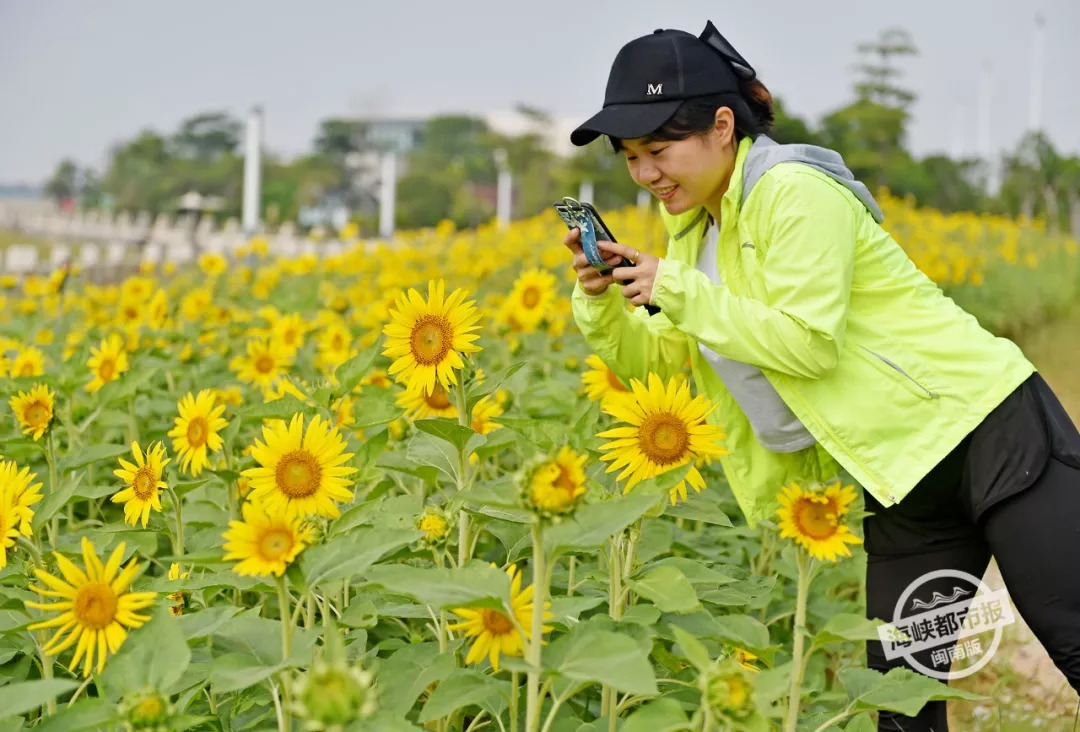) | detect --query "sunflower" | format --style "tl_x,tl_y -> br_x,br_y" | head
501,268 -> 557,333
111,442 -> 170,528
596,373 -> 728,505
9,383 -> 55,440
232,337 -> 290,390
166,390 -> 228,477
332,395 -> 356,431
1,459 -> 44,537
522,446 -> 588,517
25,537 -> 156,677
180,288 -> 212,322
395,382 -> 458,421
242,413 -> 357,519
470,395 -> 503,435
198,252 -> 228,277
382,279 -> 482,396
86,334 -> 130,393
581,354 -> 630,406
361,369 -> 392,390
271,313 -> 308,355
0,497 -> 19,569
167,562 -> 190,617
448,563 -> 553,672
222,500 -> 313,577
415,507 -> 451,547
776,481 -> 862,561
12,345 -> 45,378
